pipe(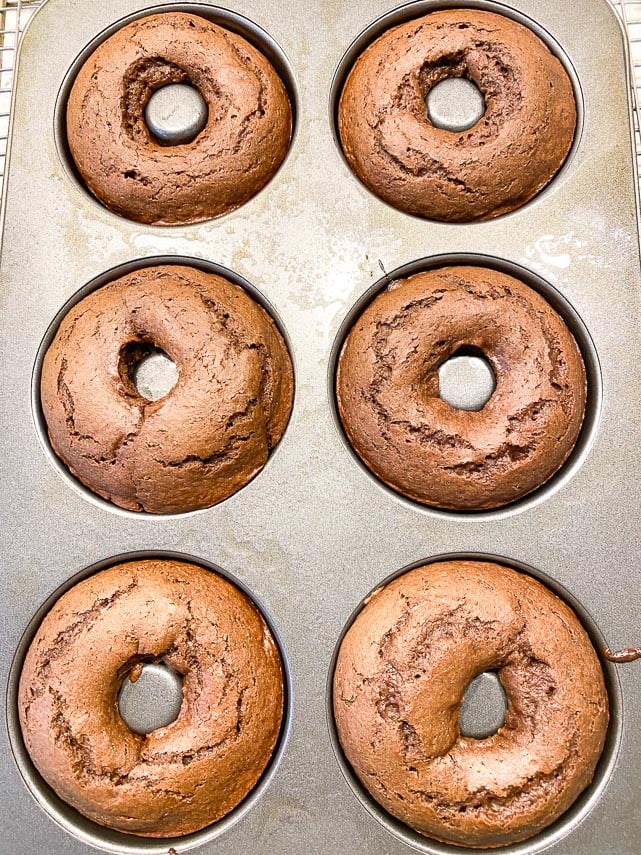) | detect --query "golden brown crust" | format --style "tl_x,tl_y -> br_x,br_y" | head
336,266 -> 586,510
66,12 -> 292,225
40,265 -> 294,513
338,9 -> 576,221
333,561 -> 609,848
18,560 -> 284,837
